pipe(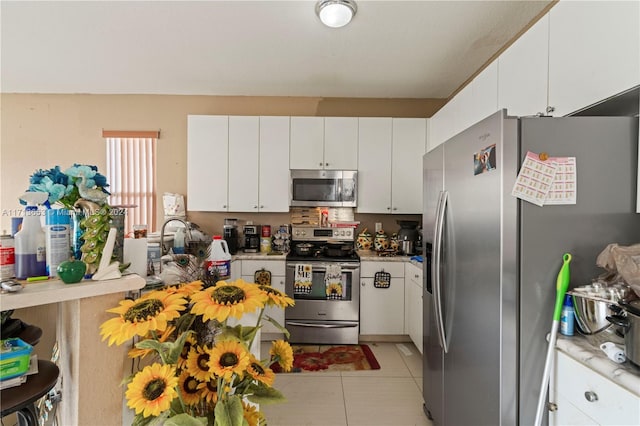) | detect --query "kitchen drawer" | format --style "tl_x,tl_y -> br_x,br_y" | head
554,351 -> 640,425
241,260 -> 286,277
361,261 -> 404,278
